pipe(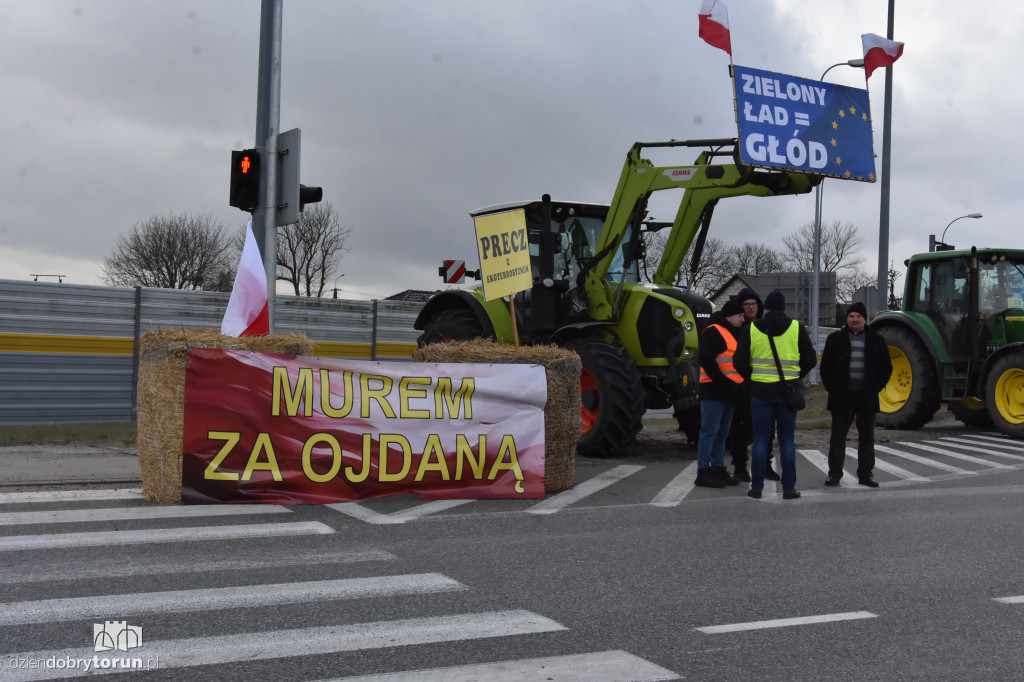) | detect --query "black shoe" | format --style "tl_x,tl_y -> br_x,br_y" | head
713,466 -> 740,486
825,476 -> 841,487
695,468 -> 726,488
747,489 -> 762,499
734,466 -> 751,483
783,490 -> 801,500
765,466 -> 781,481
858,478 -> 880,488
